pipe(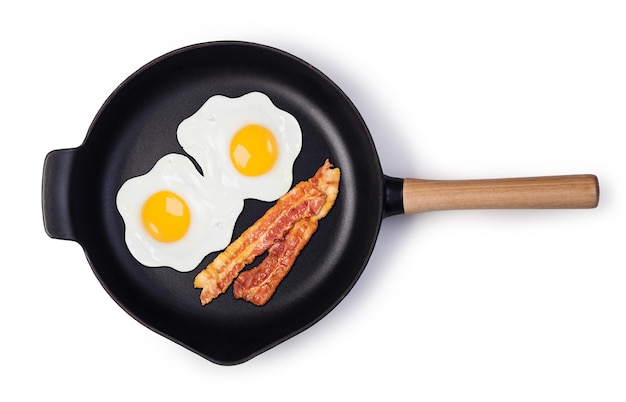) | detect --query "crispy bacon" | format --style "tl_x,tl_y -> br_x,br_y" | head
233,160 -> 340,305
194,160 -> 340,306
194,173 -> 326,305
